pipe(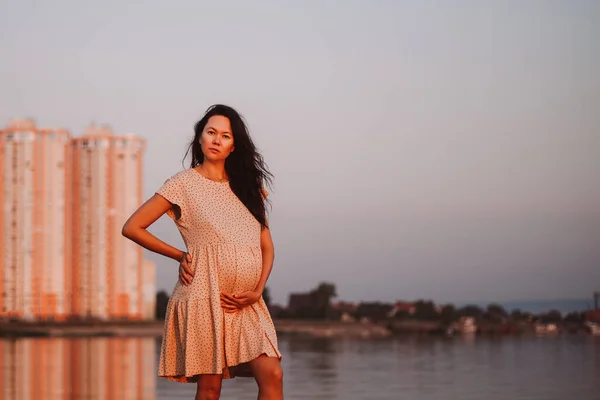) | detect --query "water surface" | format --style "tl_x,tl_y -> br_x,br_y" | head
1,335 -> 598,399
